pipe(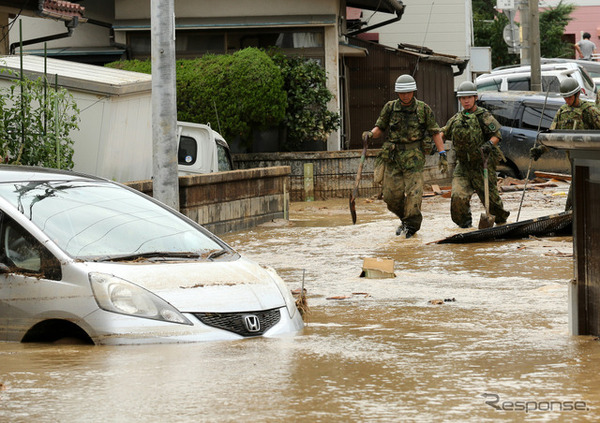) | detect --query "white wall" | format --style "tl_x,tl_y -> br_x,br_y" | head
359,0 -> 472,88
